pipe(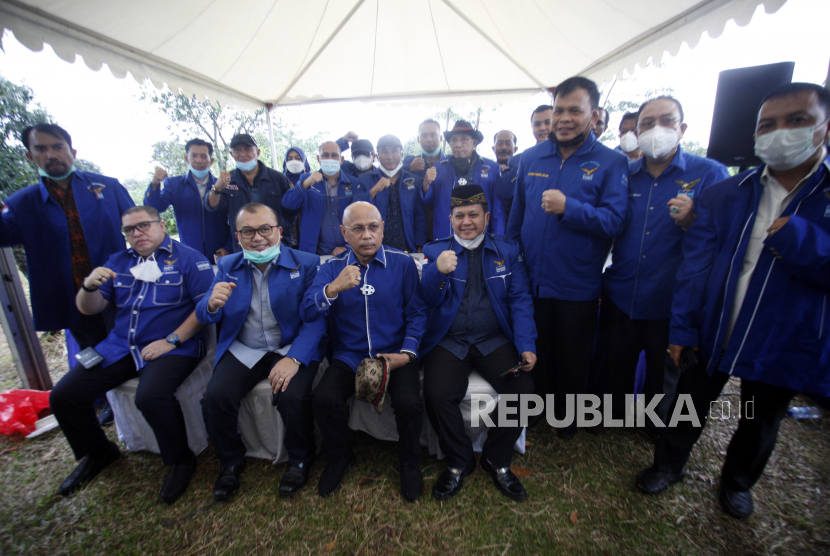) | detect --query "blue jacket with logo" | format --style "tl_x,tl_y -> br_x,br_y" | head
603,148 -> 729,320
506,134 -> 629,301
359,168 -> 427,252
203,161 -> 297,253
195,248 -> 326,368
144,172 -> 230,259
420,234 -> 536,357
96,235 -> 214,368
300,245 -> 426,371
671,157 -> 830,396
282,171 -> 371,254
403,152 -> 448,177
0,171 -> 134,330
422,156 -> 504,239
